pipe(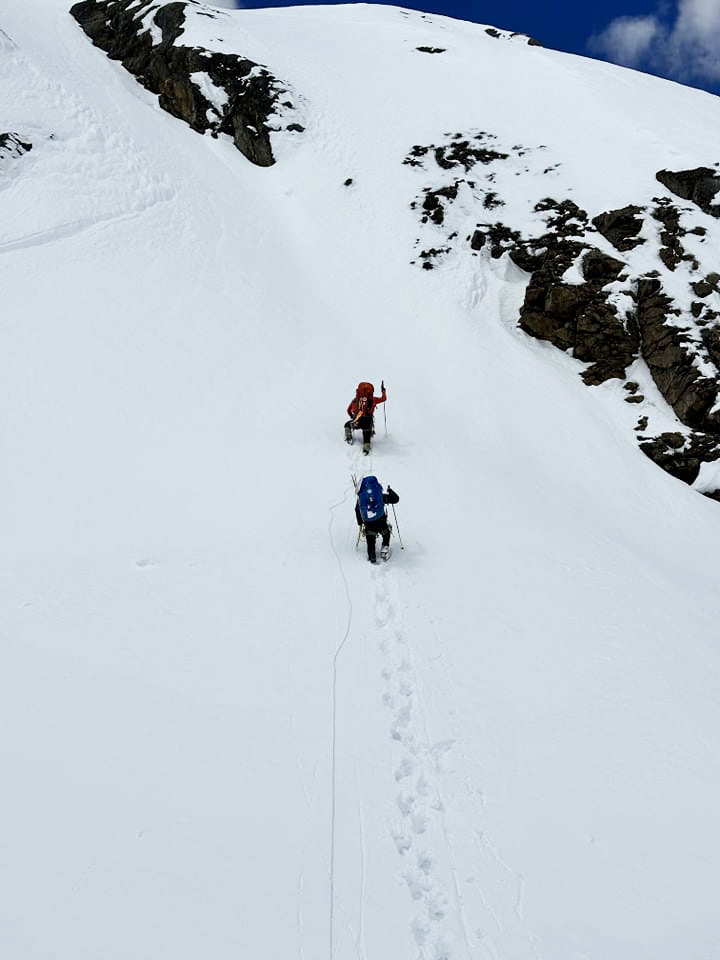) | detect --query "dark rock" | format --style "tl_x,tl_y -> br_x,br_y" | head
519,239 -> 586,349
659,432 -> 685,449
70,0 -> 301,167
518,236 -> 636,384
656,167 -> 720,216
640,430 -> 720,484
581,248 -> 624,283
484,27 -> 541,45
434,139 -> 507,172
483,191 -> 503,209
469,223 -> 541,270
414,182 -> 462,225
344,178 -> 353,186
534,198 -> 588,236
546,282 -> 591,320
470,229 -> 485,251
418,245 -> 450,268
0,132 -> 32,158
404,144 -> 430,167
634,278 -> 720,430
577,299 -> 637,385
592,205 -> 645,251
701,325 -> 720,369
652,199 -> 696,271
692,273 -> 720,297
